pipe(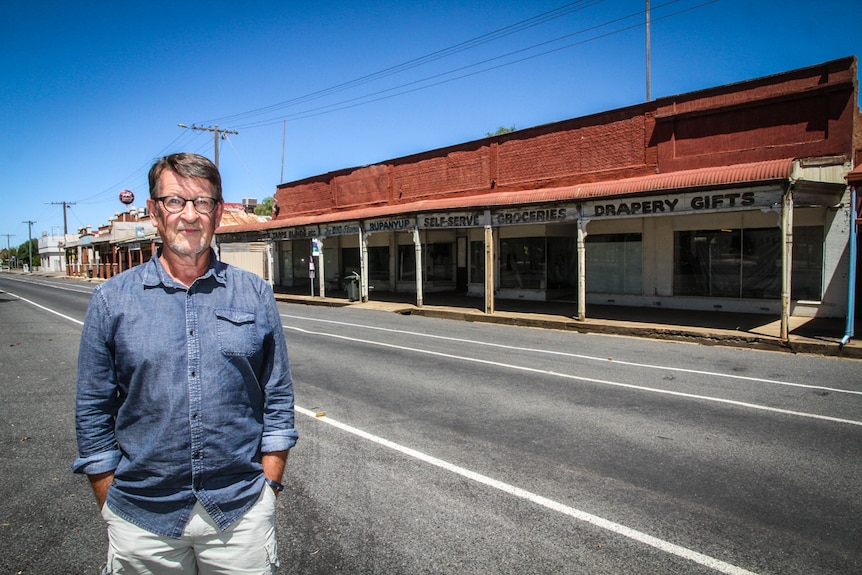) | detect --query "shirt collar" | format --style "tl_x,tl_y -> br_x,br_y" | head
142,248 -> 227,289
